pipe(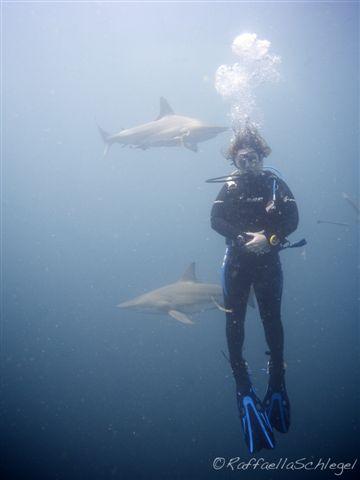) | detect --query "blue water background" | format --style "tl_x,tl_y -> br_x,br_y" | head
3,2 -> 359,479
